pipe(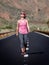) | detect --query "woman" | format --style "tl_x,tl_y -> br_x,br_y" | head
16,11 -> 30,55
